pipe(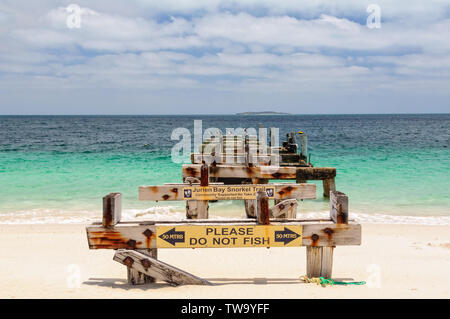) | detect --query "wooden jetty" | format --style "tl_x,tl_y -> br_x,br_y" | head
187,130 -> 337,197
86,159 -> 361,286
